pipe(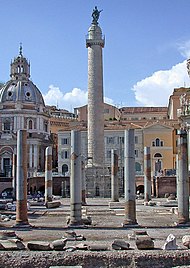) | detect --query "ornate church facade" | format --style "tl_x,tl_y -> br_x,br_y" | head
0,46 -> 52,179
